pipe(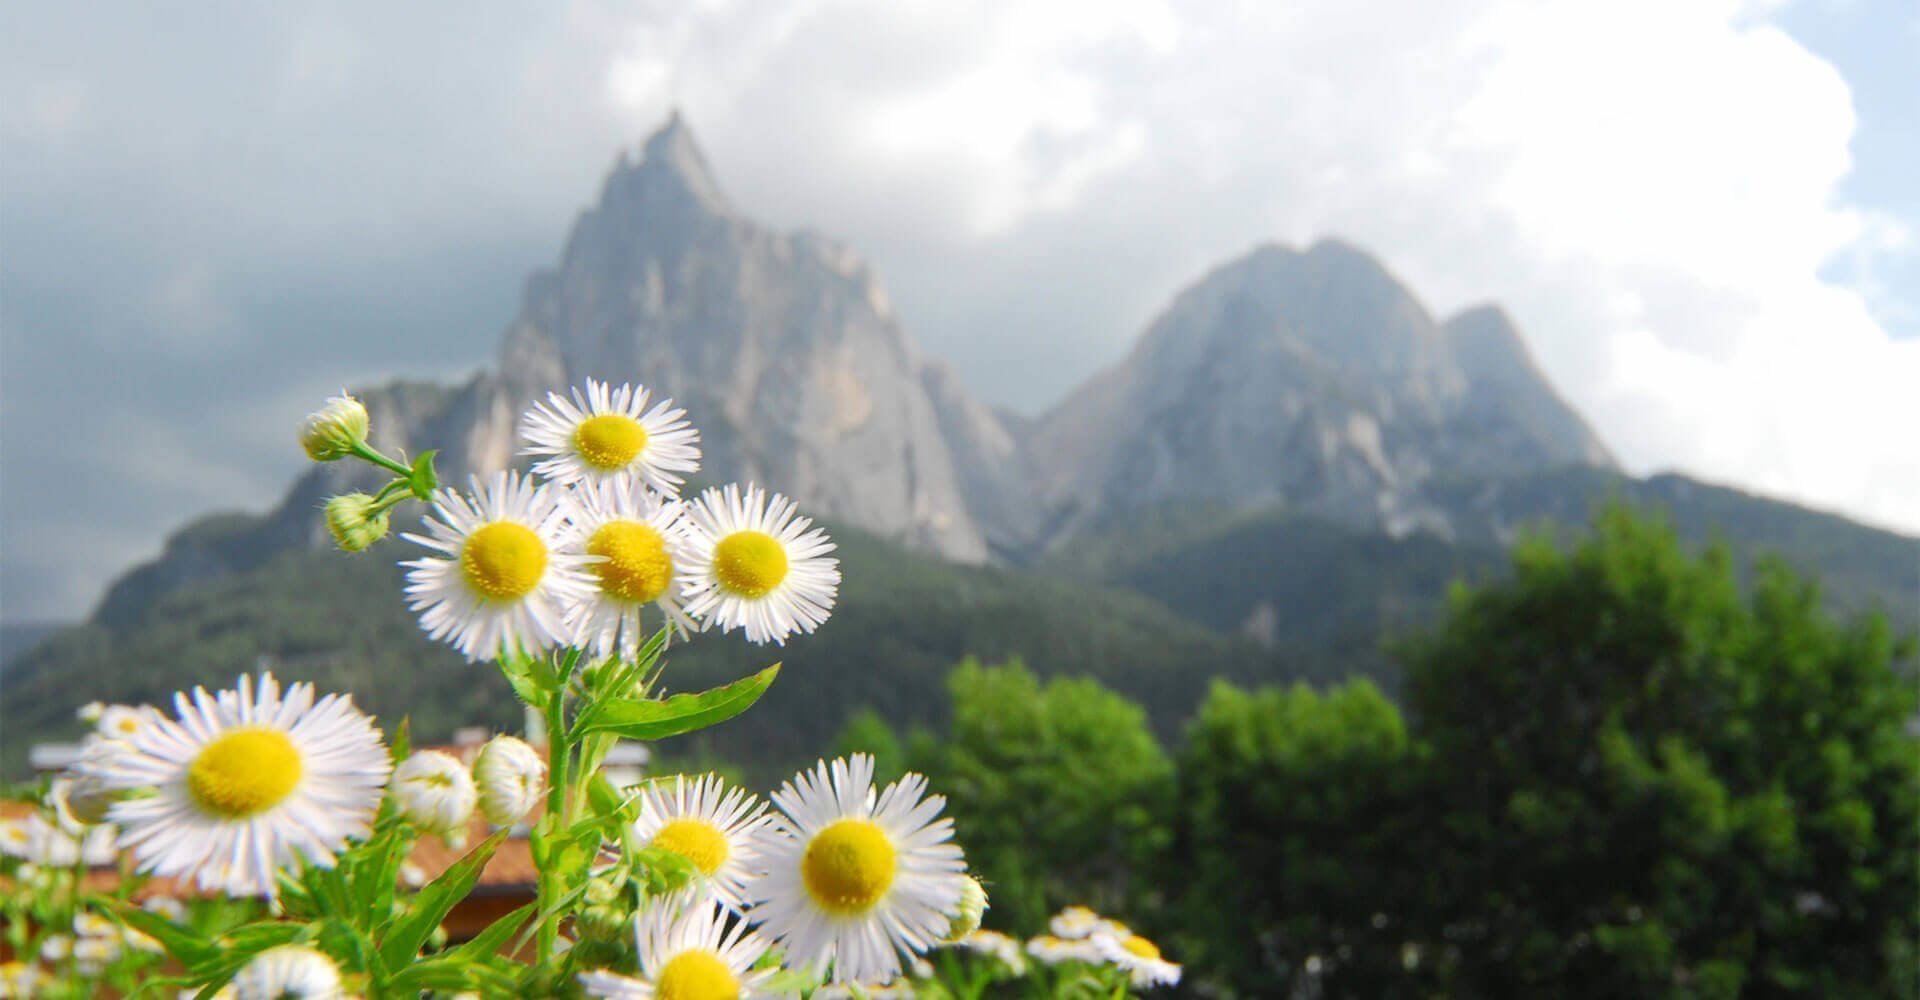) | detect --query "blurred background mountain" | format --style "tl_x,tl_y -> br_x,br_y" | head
3,117 -> 1911,777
